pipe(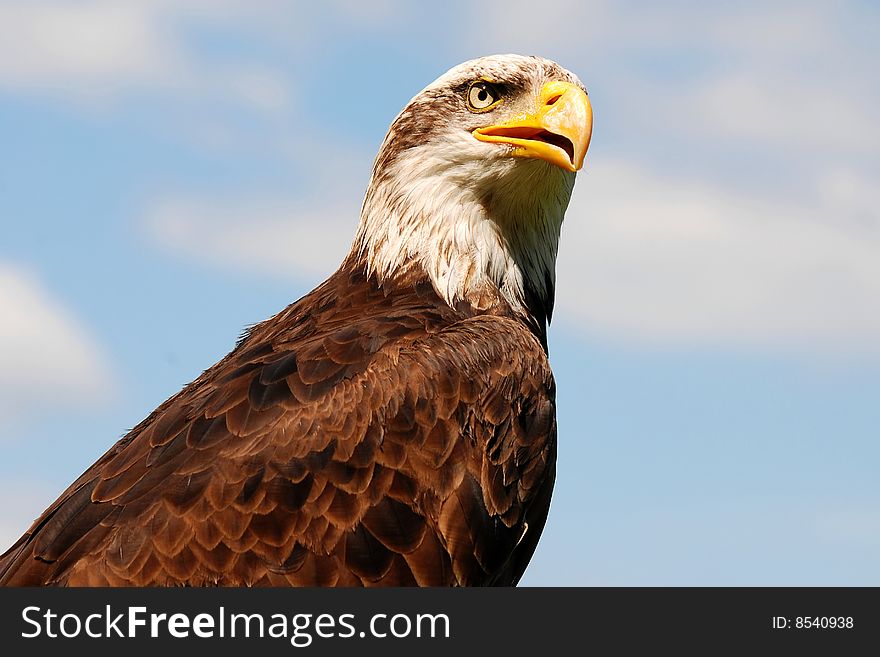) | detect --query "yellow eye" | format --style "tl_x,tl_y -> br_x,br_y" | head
467,81 -> 501,111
